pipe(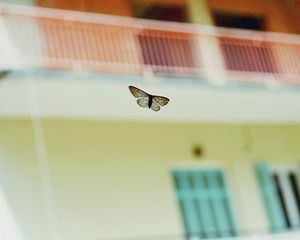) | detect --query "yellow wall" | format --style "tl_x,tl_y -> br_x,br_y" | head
1,118 -> 300,239
0,119 -> 48,240
187,0 -> 213,24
